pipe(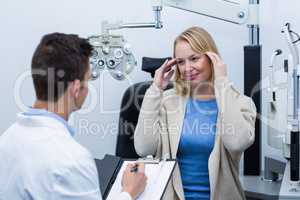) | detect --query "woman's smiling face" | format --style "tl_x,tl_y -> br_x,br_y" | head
175,40 -> 213,87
